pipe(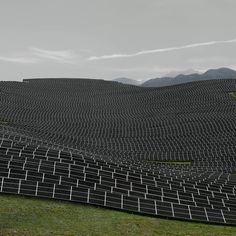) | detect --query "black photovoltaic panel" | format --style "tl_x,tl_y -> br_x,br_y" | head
0,78 -> 236,225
